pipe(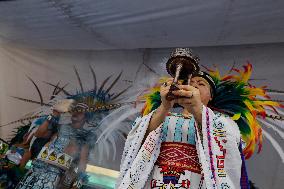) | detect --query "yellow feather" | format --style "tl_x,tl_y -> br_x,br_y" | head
231,113 -> 241,120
